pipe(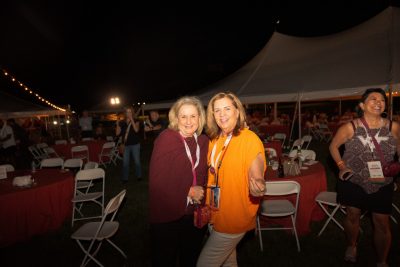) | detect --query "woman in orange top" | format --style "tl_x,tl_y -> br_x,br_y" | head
197,92 -> 266,267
